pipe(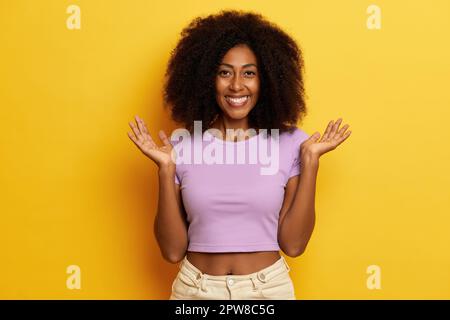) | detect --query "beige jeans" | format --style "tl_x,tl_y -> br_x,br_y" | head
169,255 -> 296,300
